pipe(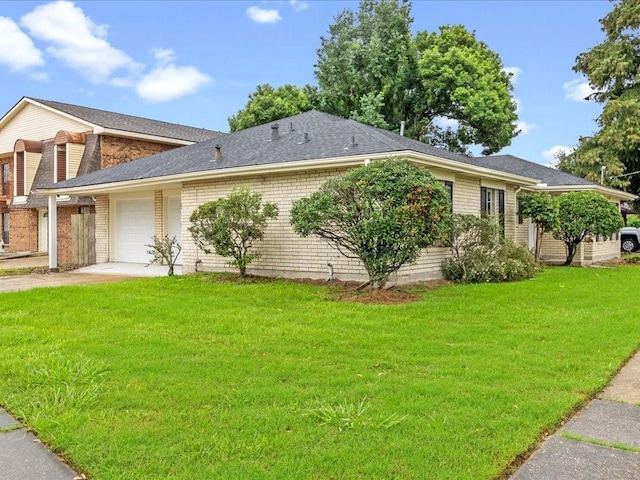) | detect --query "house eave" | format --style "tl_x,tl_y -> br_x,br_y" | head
534,183 -> 637,200
95,127 -> 197,146
36,150 -> 542,196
